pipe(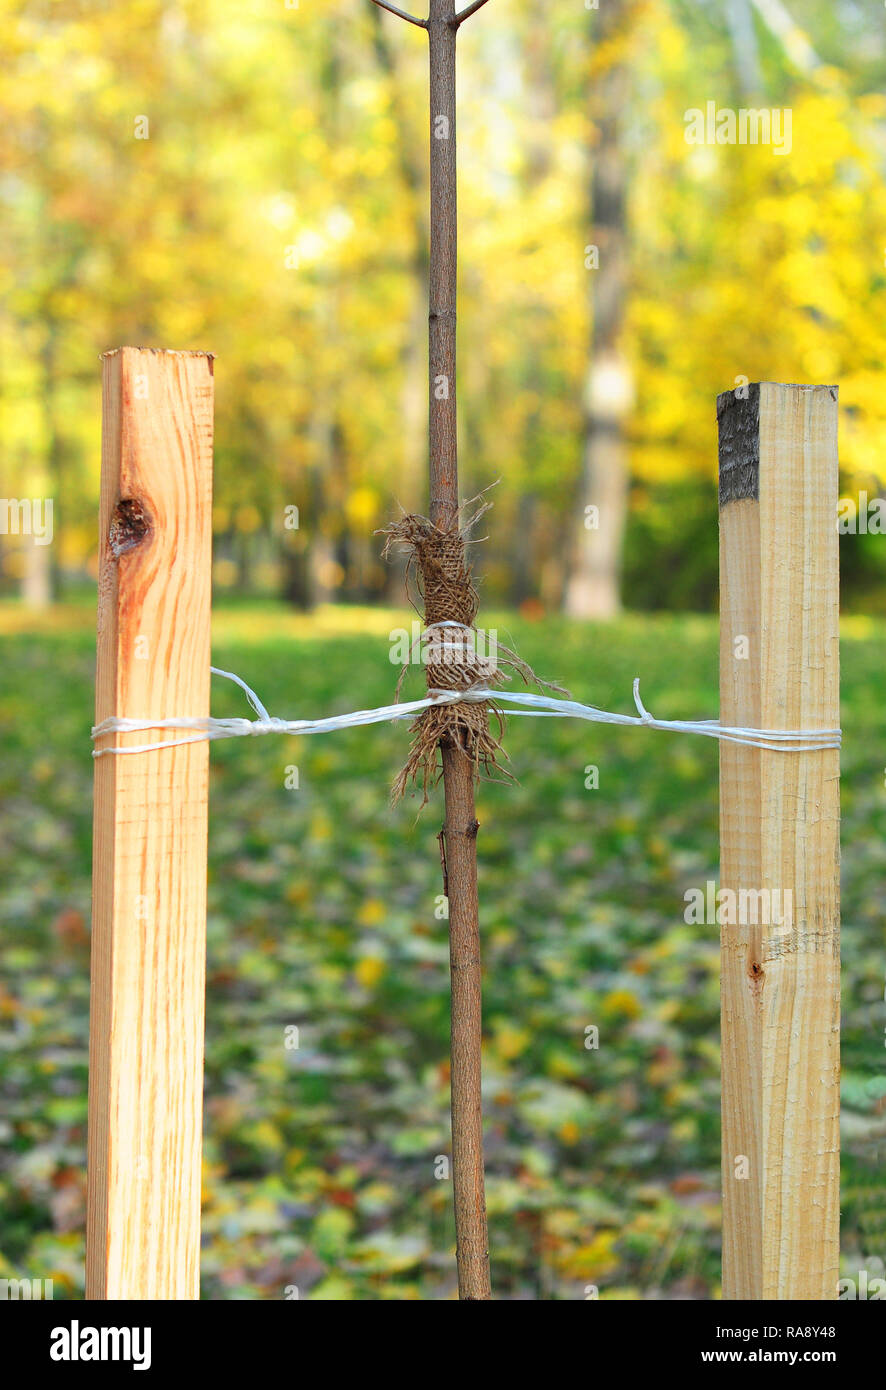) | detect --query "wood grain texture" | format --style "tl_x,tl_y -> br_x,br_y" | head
718,382 -> 840,1300
87,347 -> 213,1299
